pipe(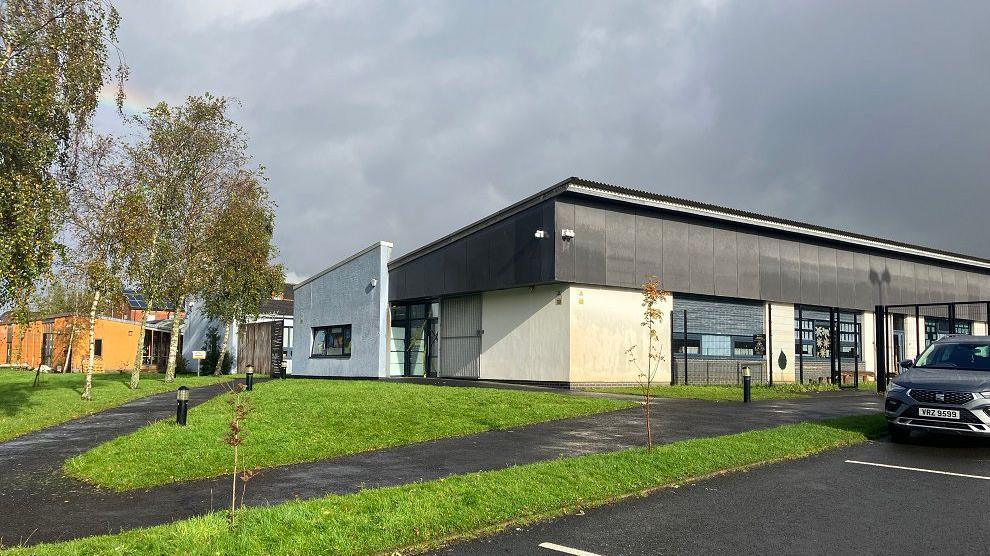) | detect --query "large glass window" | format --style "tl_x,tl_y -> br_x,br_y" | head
673,333 -> 760,358
311,325 -> 351,357
925,318 -> 972,346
